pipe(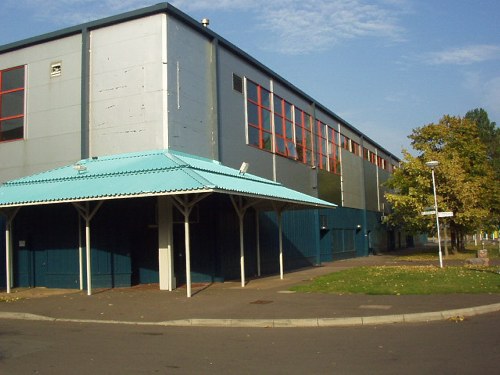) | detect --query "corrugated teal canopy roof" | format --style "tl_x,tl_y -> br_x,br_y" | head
0,150 -> 336,209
